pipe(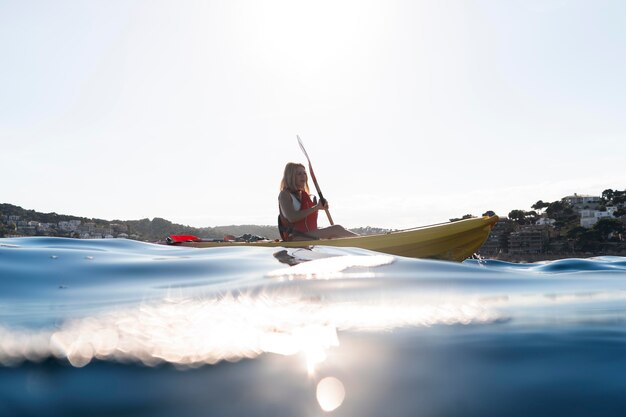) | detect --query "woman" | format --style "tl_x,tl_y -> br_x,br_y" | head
278,162 -> 358,241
